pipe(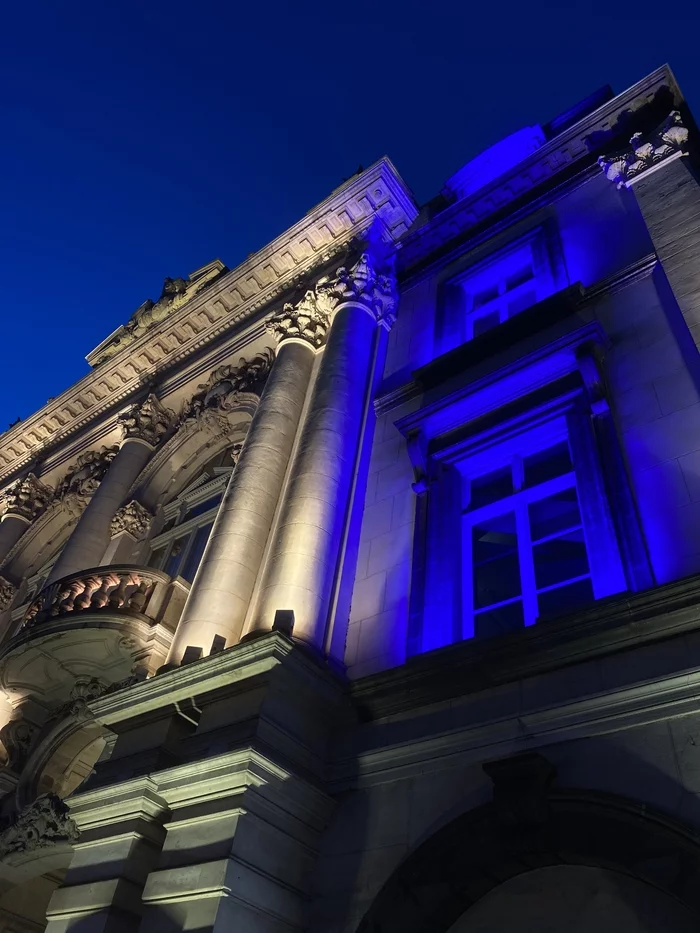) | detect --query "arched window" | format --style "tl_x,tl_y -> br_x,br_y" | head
146,449 -> 234,583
